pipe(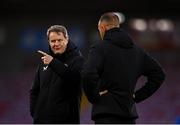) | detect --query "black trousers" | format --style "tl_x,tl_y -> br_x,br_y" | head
94,116 -> 136,124
33,116 -> 80,124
